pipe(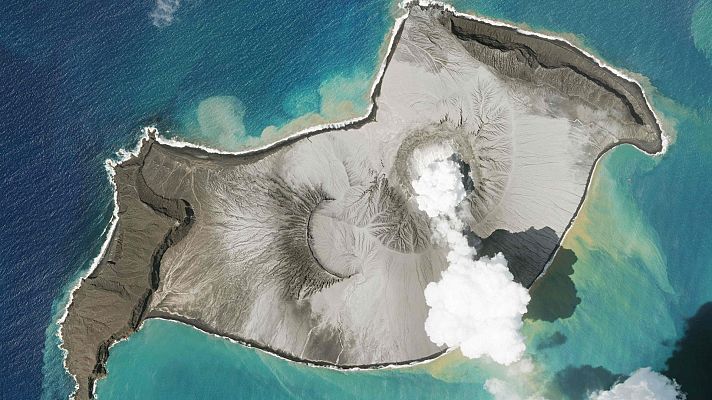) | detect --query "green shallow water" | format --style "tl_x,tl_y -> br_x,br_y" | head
91,0 -> 712,399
